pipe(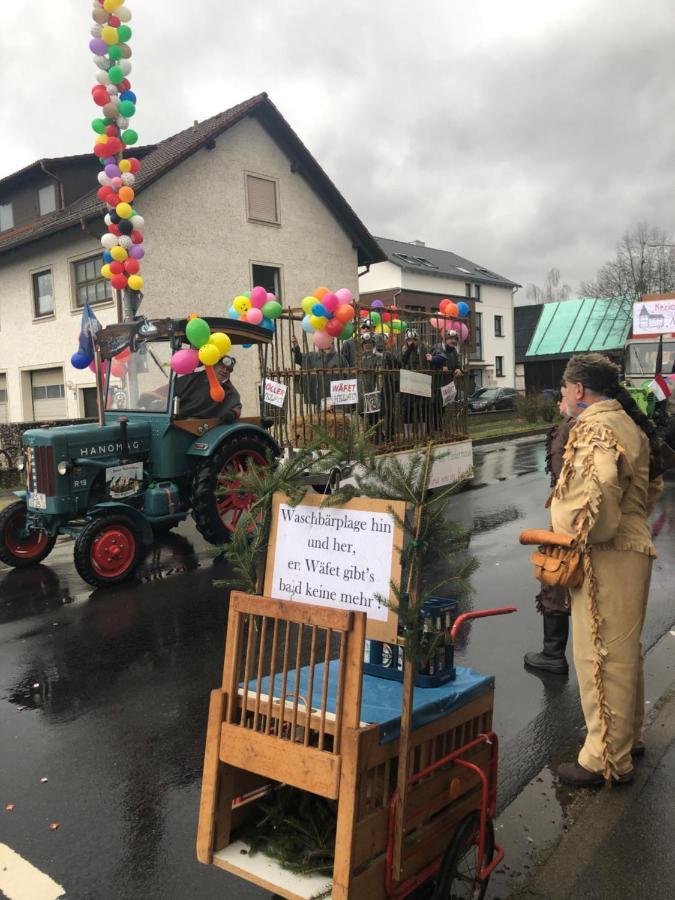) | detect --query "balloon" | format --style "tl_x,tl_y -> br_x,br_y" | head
301,315 -> 315,333
92,119 -> 106,134
326,318 -> 343,337
199,343 -> 221,367
90,37 -> 108,55
117,348 -> 131,361
242,343 -> 253,349
102,251 -> 113,263
129,245 -> 144,259
122,129 -> 138,145
339,322 -> 354,340
246,307 -> 263,325
120,90 -> 137,103
109,261 -> 124,275
301,296 -> 316,315
261,318 -> 275,331
118,186 -> 135,203
335,304 -> 355,323
117,25 -> 132,43
457,301 -> 470,317
118,235 -> 132,249
71,351 -> 91,370
233,295 -> 251,314
312,303 -> 327,318
186,317 -> 211,348
118,100 -> 136,118
100,233 -> 117,249
459,323 -> 470,341
262,300 -> 282,319
266,292 -> 276,301
206,366 -> 225,403
309,315 -> 327,330
130,229 -> 144,243
322,293 -> 339,313
313,330 -> 333,350
444,301 -> 459,318
111,273 -> 128,290
110,245 -> 128,262
92,8 -> 108,25
103,0 -> 124,11
250,285 -> 267,308
89,359 -> 109,375
369,311 -> 381,325
117,6 -> 132,22
209,332 -> 232,355
108,65 -> 124,85
226,305 -> 239,318
335,288 -> 353,305
115,201 -> 133,219
119,159 -> 132,173
439,299 -> 450,314
371,299 -> 384,308
313,286 -> 329,300
101,263 -> 112,279
124,258 -> 140,274
392,319 -> 403,333
111,360 -> 127,378
127,274 -> 144,291
101,26 -> 118,45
